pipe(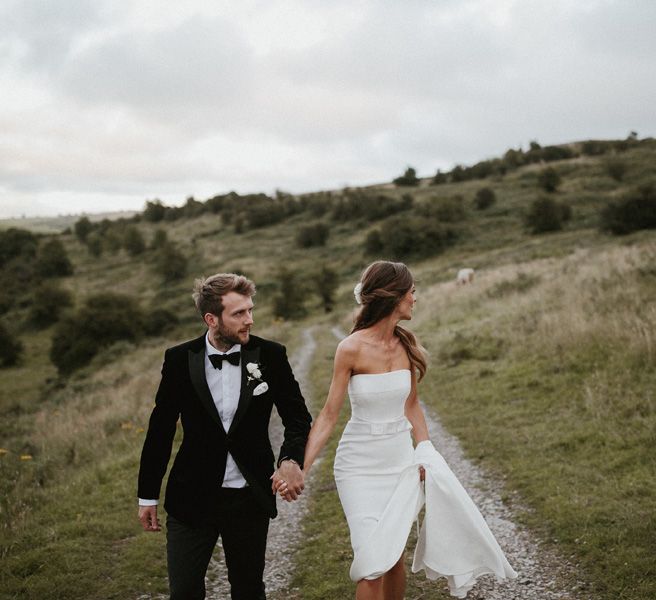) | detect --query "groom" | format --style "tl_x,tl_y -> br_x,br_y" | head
137,273 -> 312,600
